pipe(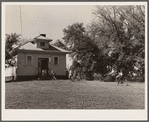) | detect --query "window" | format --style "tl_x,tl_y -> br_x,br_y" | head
40,42 -> 45,46
26,55 -> 32,65
54,57 -> 59,65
